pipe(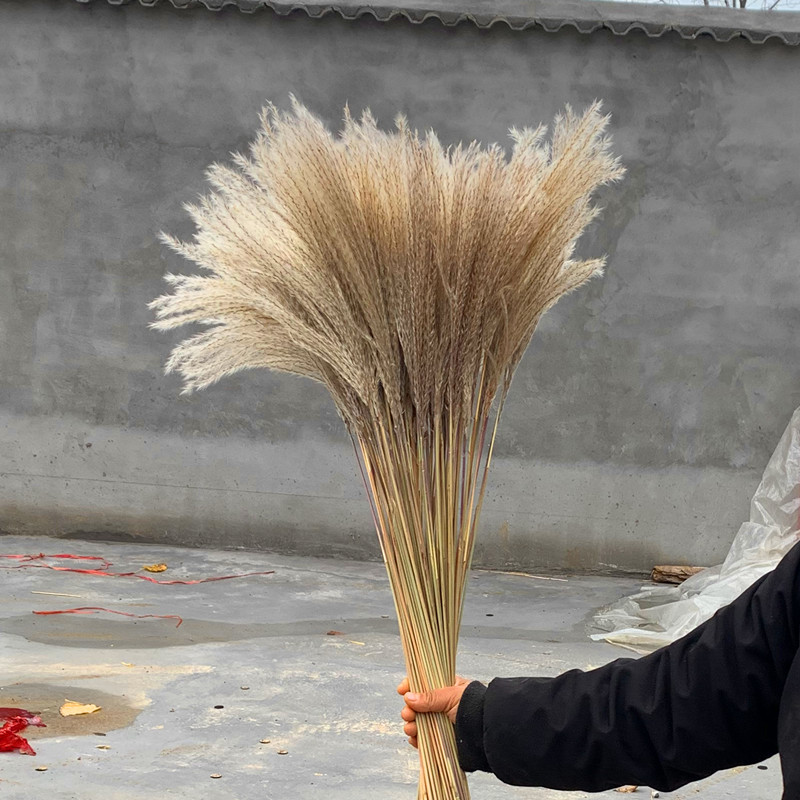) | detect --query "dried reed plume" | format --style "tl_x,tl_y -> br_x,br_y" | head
151,98 -> 623,800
